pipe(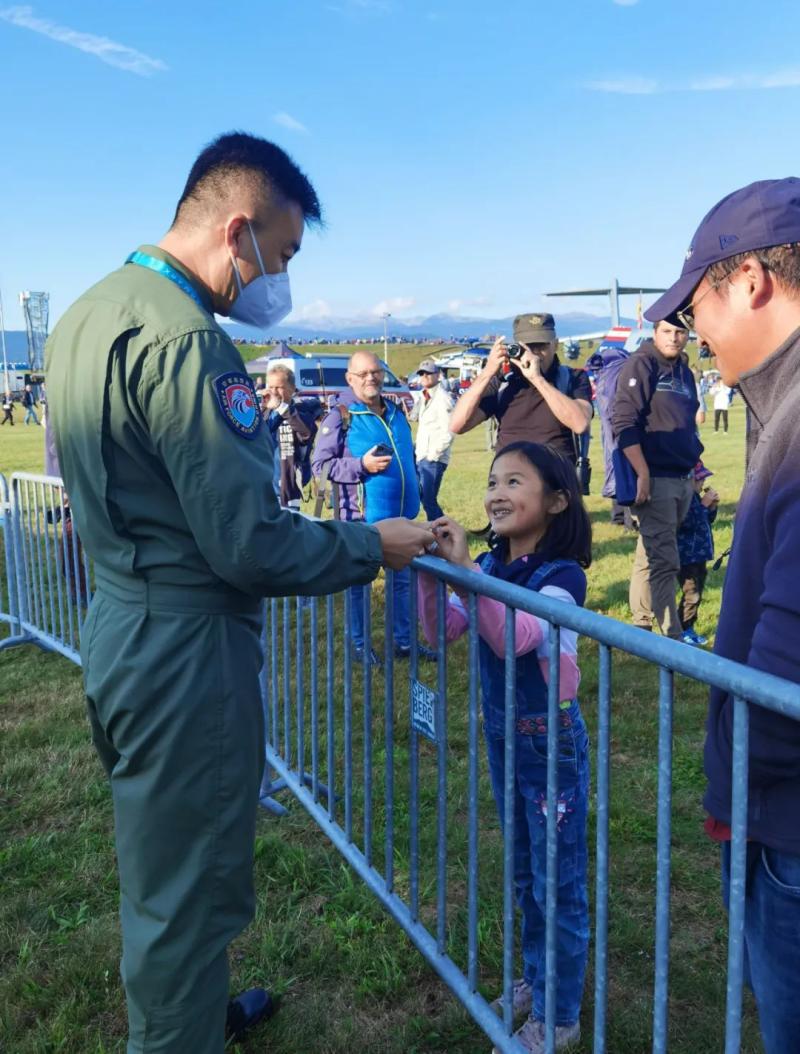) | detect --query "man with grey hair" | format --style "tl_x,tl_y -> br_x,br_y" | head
313,349 -> 437,665
264,364 -> 316,510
